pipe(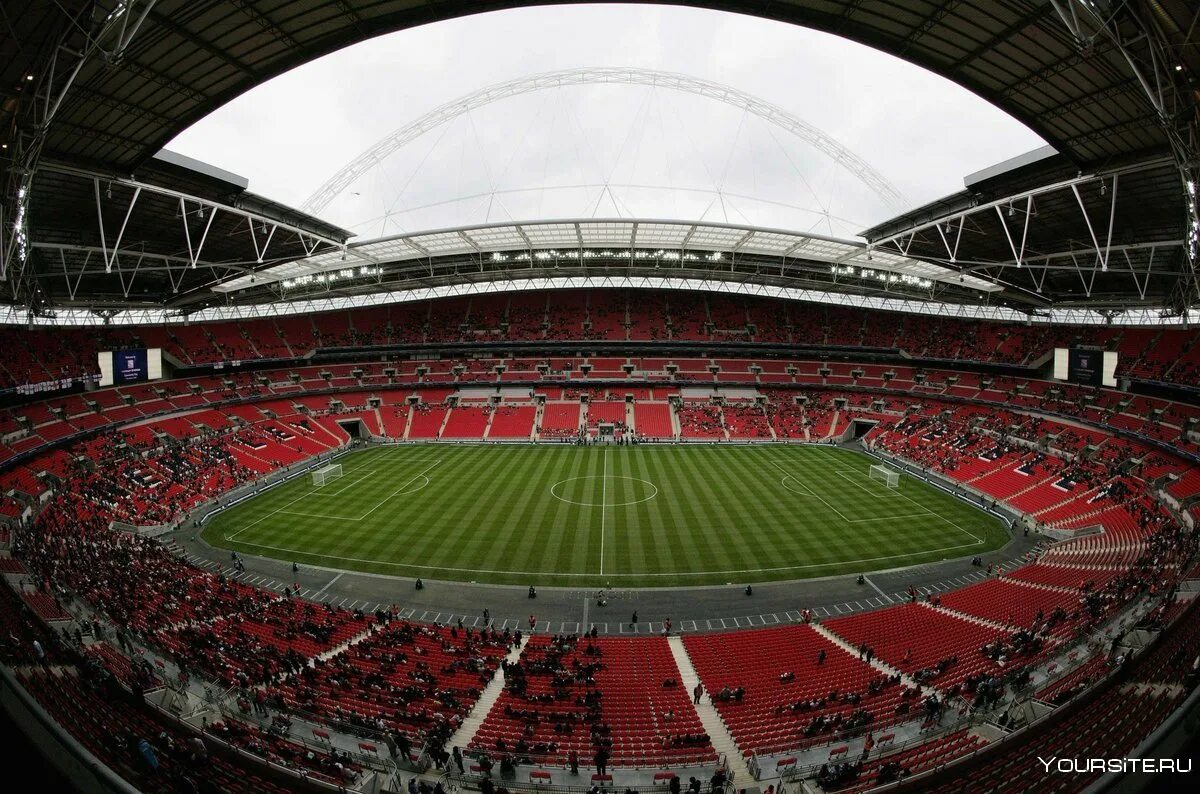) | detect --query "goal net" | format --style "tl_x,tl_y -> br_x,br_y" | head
312,463 -> 343,487
869,464 -> 900,489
